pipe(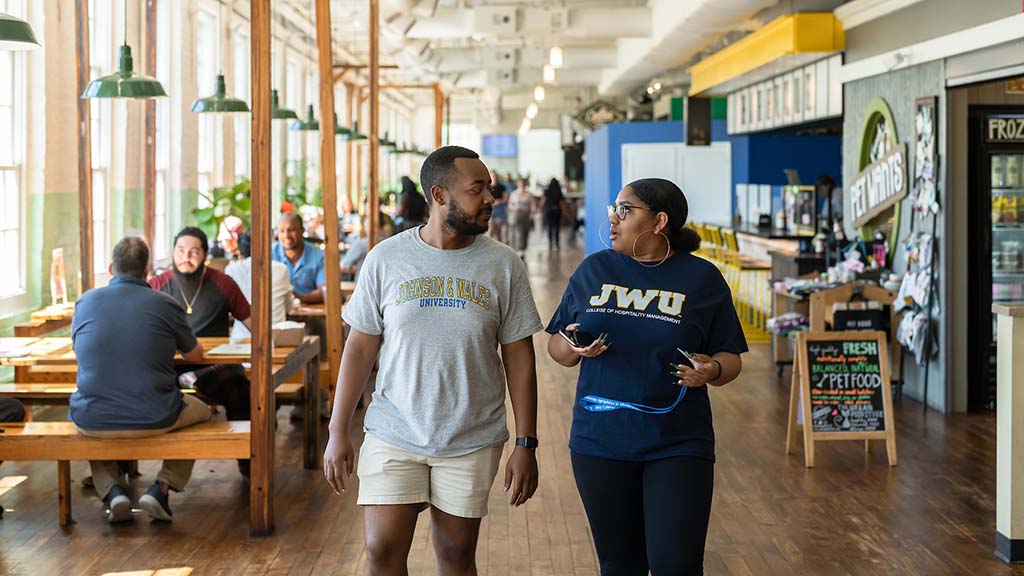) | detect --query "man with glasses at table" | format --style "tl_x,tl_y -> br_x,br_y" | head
71,237 -> 210,523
